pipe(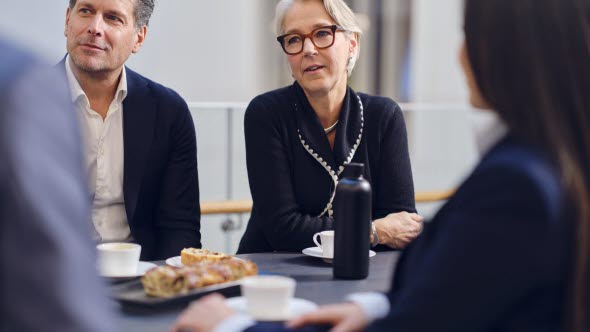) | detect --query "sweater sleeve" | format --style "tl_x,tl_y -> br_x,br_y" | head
154,90 -> 201,259
372,102 -> 416,219
244,96 -> 333,251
